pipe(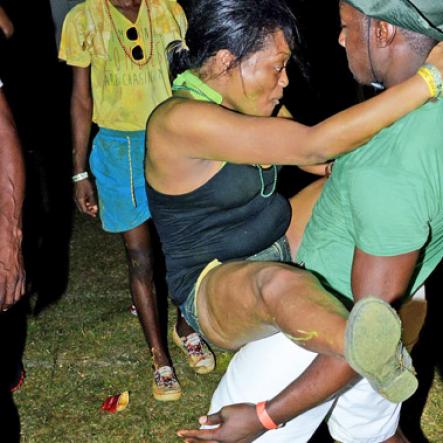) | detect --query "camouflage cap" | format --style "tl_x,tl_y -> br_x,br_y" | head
345,0 -> 443,41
